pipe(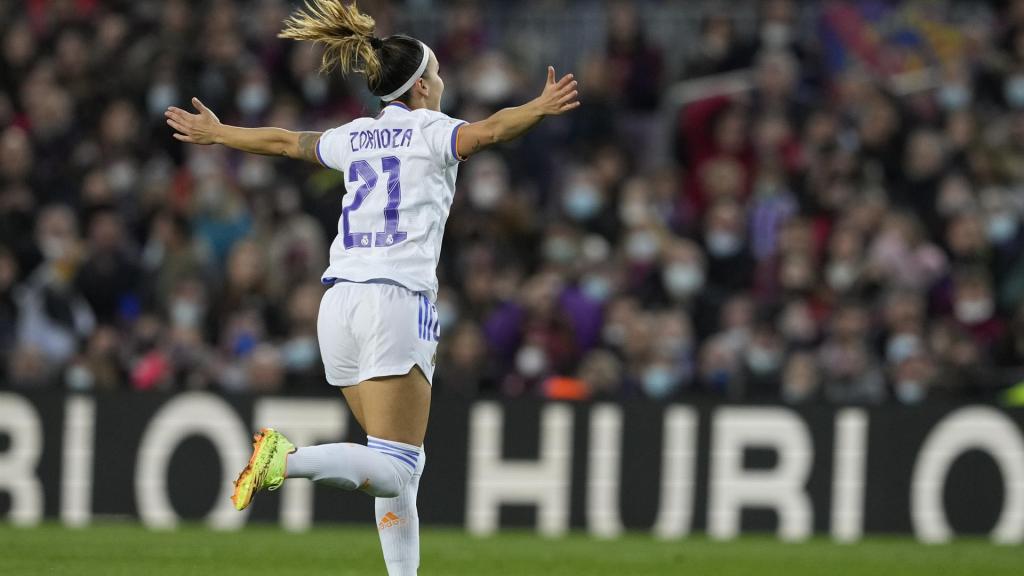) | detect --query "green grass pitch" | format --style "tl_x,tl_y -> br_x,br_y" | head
1,523 -> 1021,575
